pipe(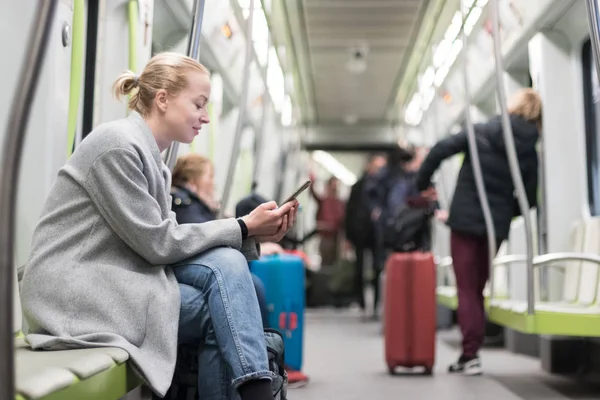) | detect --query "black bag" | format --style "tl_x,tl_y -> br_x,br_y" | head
383,202 -> 434,253
264,328 -> 288,400
159,329 -> 288,400
344,178 -> 374,246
